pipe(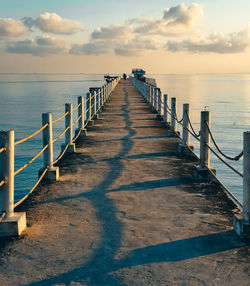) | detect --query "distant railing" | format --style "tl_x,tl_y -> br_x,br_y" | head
130,76 -> 250,240
0,77 -> 120,235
